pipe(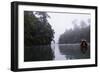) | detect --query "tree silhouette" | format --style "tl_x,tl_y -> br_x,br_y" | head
24,11 -> 54,46
59,19 -> 90,44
